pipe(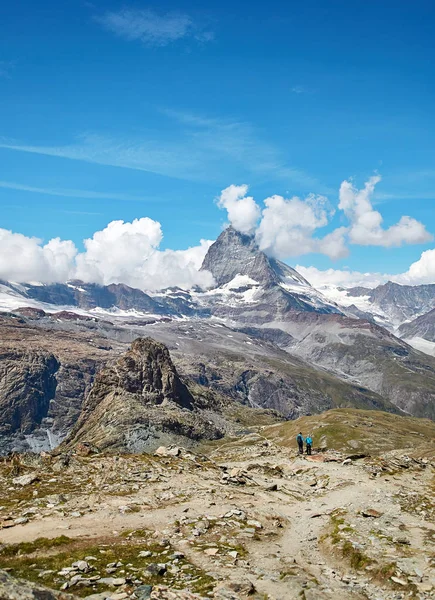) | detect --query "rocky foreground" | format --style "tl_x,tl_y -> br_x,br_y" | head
0,410 -> 434,600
